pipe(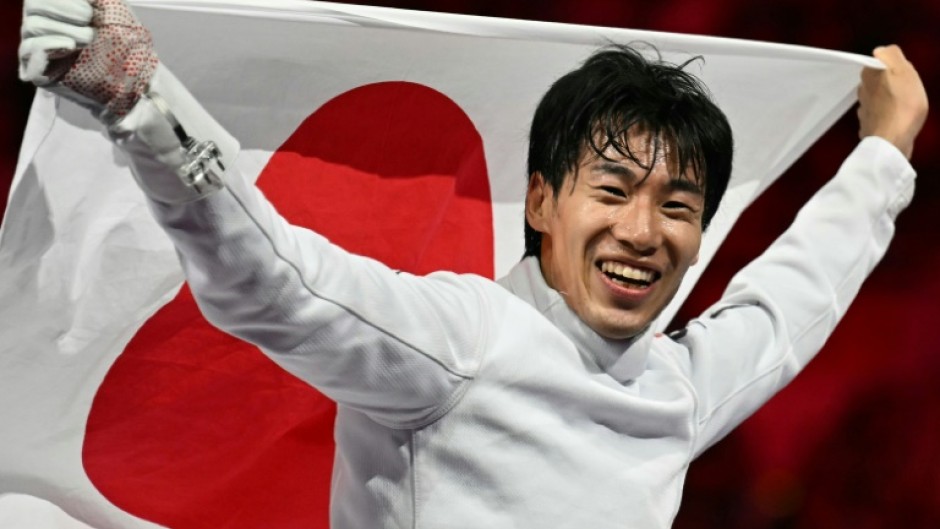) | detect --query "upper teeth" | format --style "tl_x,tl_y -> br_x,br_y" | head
600,261 -> 656,283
